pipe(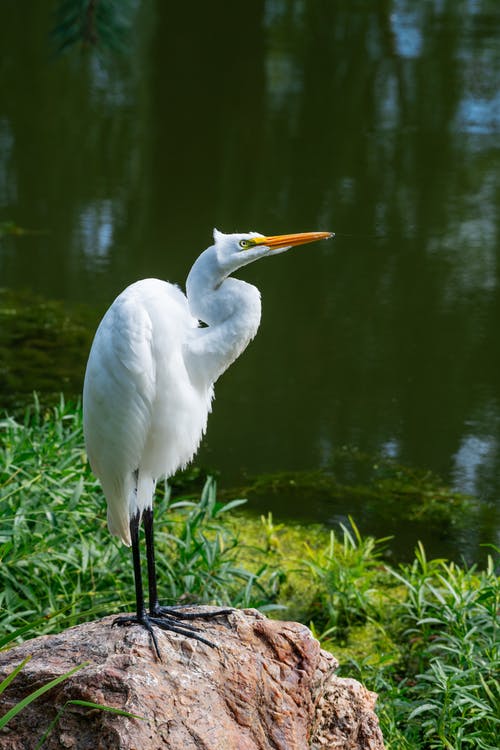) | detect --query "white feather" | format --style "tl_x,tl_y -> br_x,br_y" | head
83,230 -> 332,547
